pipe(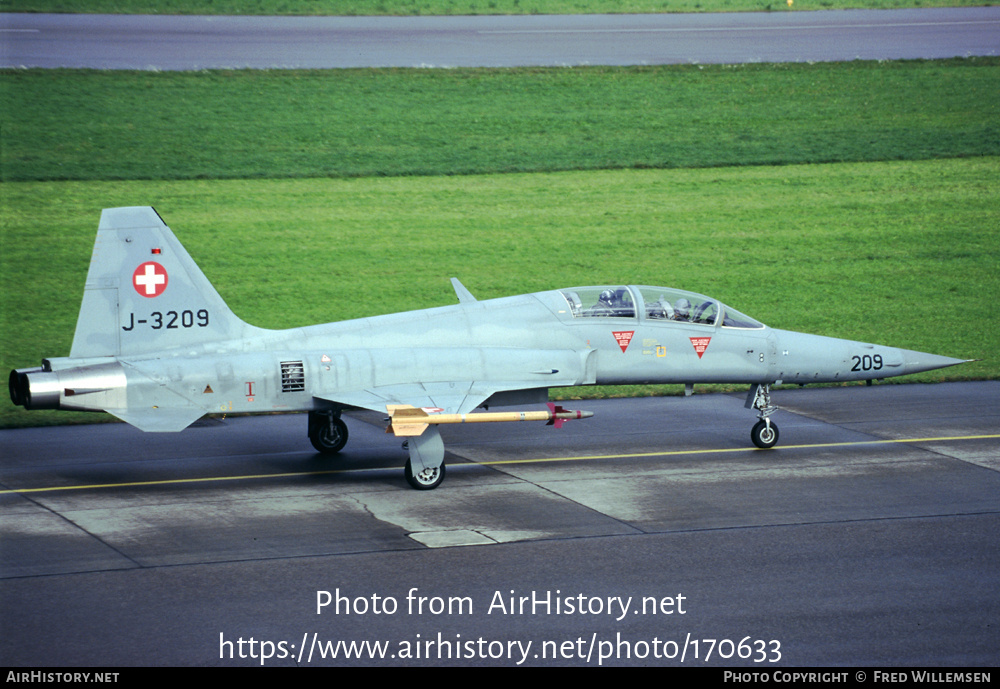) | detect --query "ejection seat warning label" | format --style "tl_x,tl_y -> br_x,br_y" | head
217,588 -> 782,665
